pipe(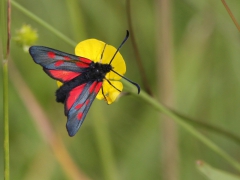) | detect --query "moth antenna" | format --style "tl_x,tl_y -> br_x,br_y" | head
109,30 -> 129,65
108,30 -> 140,94
111,69 -> 141,94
